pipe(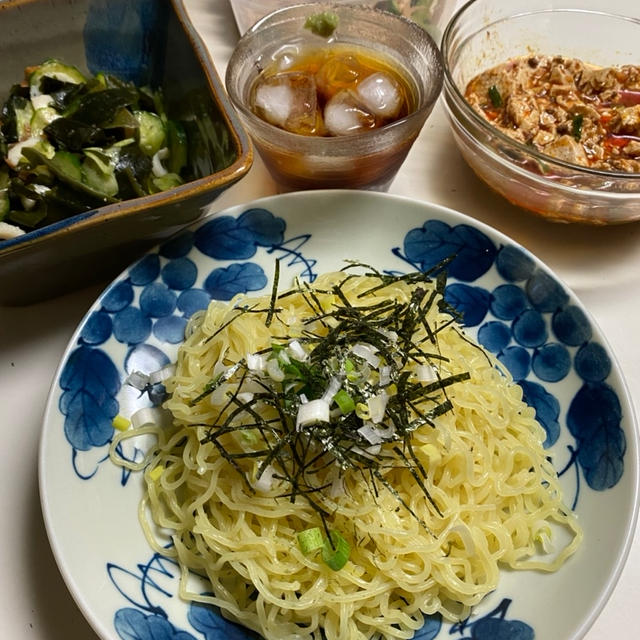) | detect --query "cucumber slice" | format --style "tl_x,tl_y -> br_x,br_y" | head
29,59 -> 86,99
30,107 -> 60,137
151,172 -> 183,193
83,148 -> 114,175
83,149 -> 118,197
134,110 -> 166,156
22,147 -> 117,202
7,137 -> 55,168
14,100 -> 35,140
49,150 -> 83,184
83,161 -> 118,198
